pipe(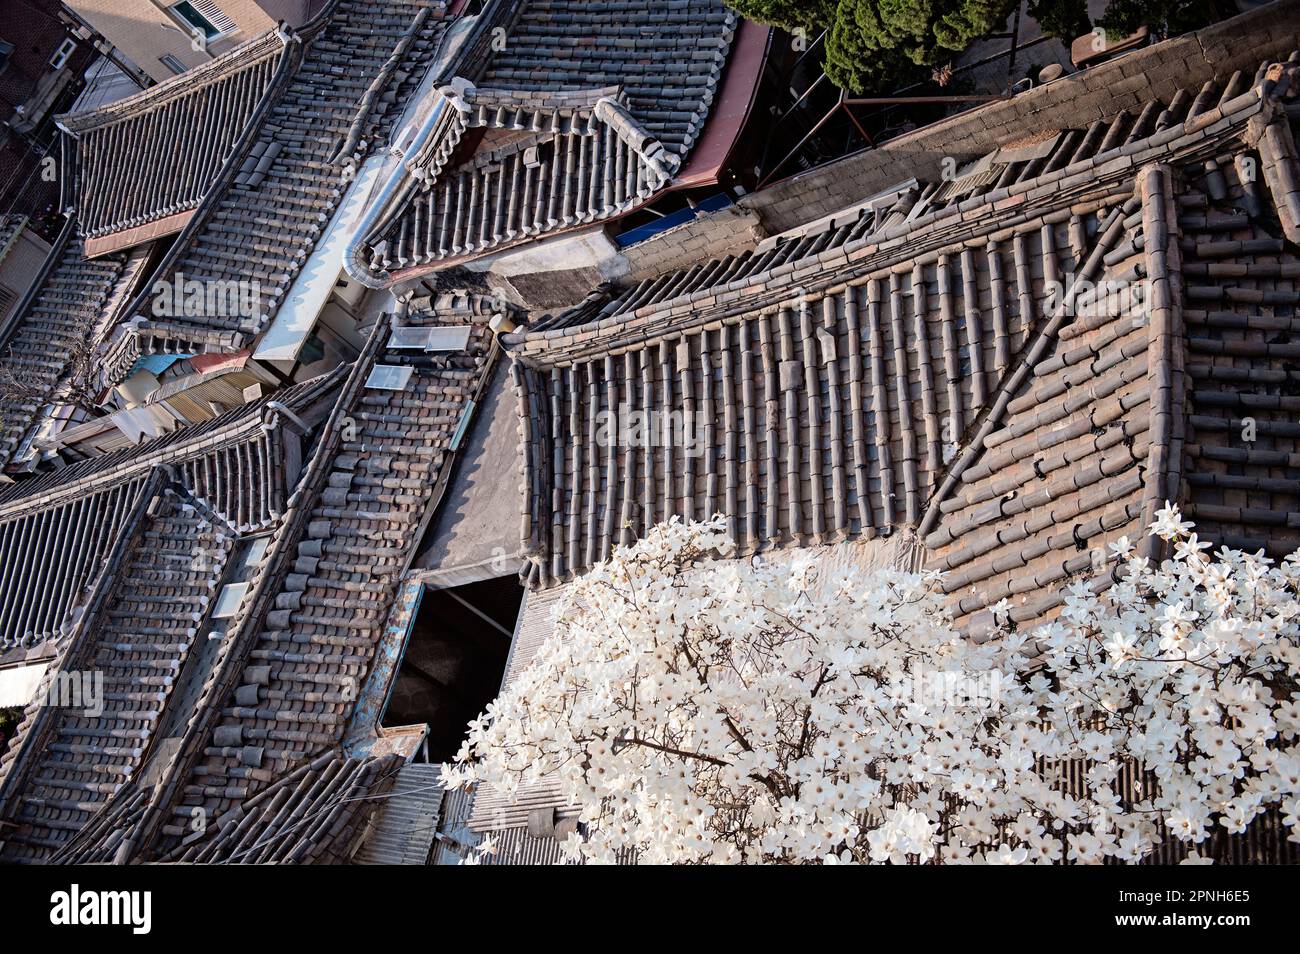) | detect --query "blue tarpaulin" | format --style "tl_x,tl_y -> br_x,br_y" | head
129,353 -> 194,376
614,193 -> 733,248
